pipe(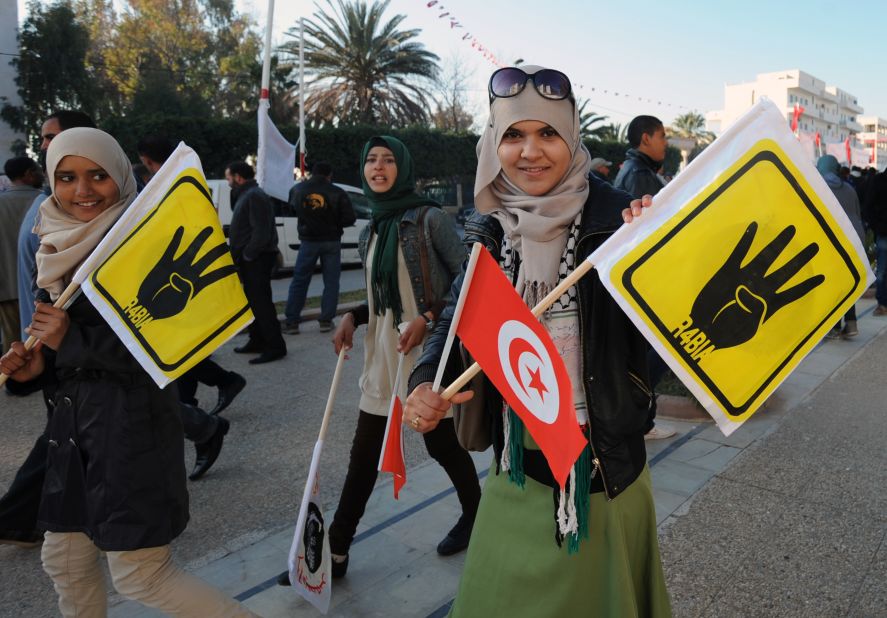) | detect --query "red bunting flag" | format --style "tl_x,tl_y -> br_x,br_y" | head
455,246 -> 586,488
791,103 -> 804,133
